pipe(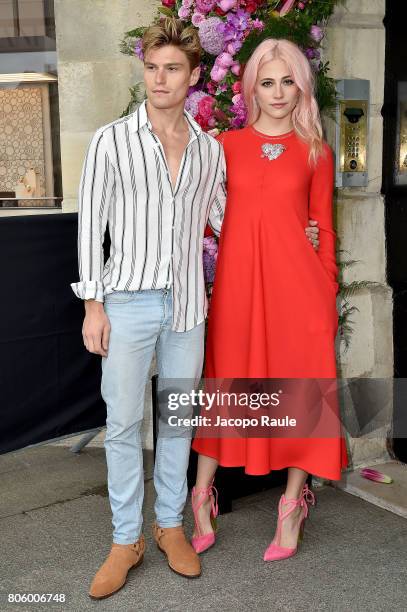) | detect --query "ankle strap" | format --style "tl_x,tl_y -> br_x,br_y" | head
192,482 -> 219,518
278,484 -> 316,520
